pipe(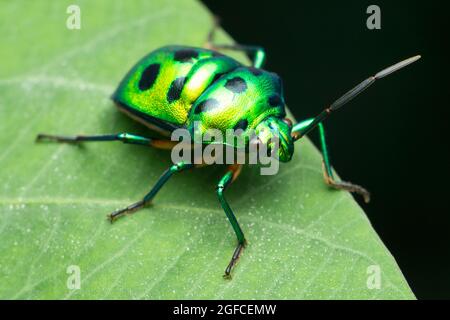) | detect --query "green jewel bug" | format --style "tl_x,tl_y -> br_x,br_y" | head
36,20 -> 421,278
